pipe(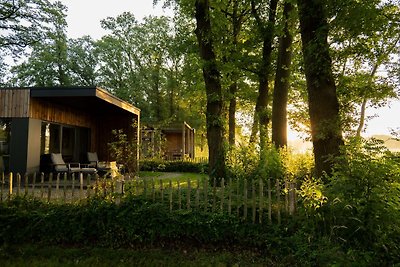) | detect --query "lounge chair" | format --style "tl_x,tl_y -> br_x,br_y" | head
87,152 -> 111,175
50,153 -> 97,174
